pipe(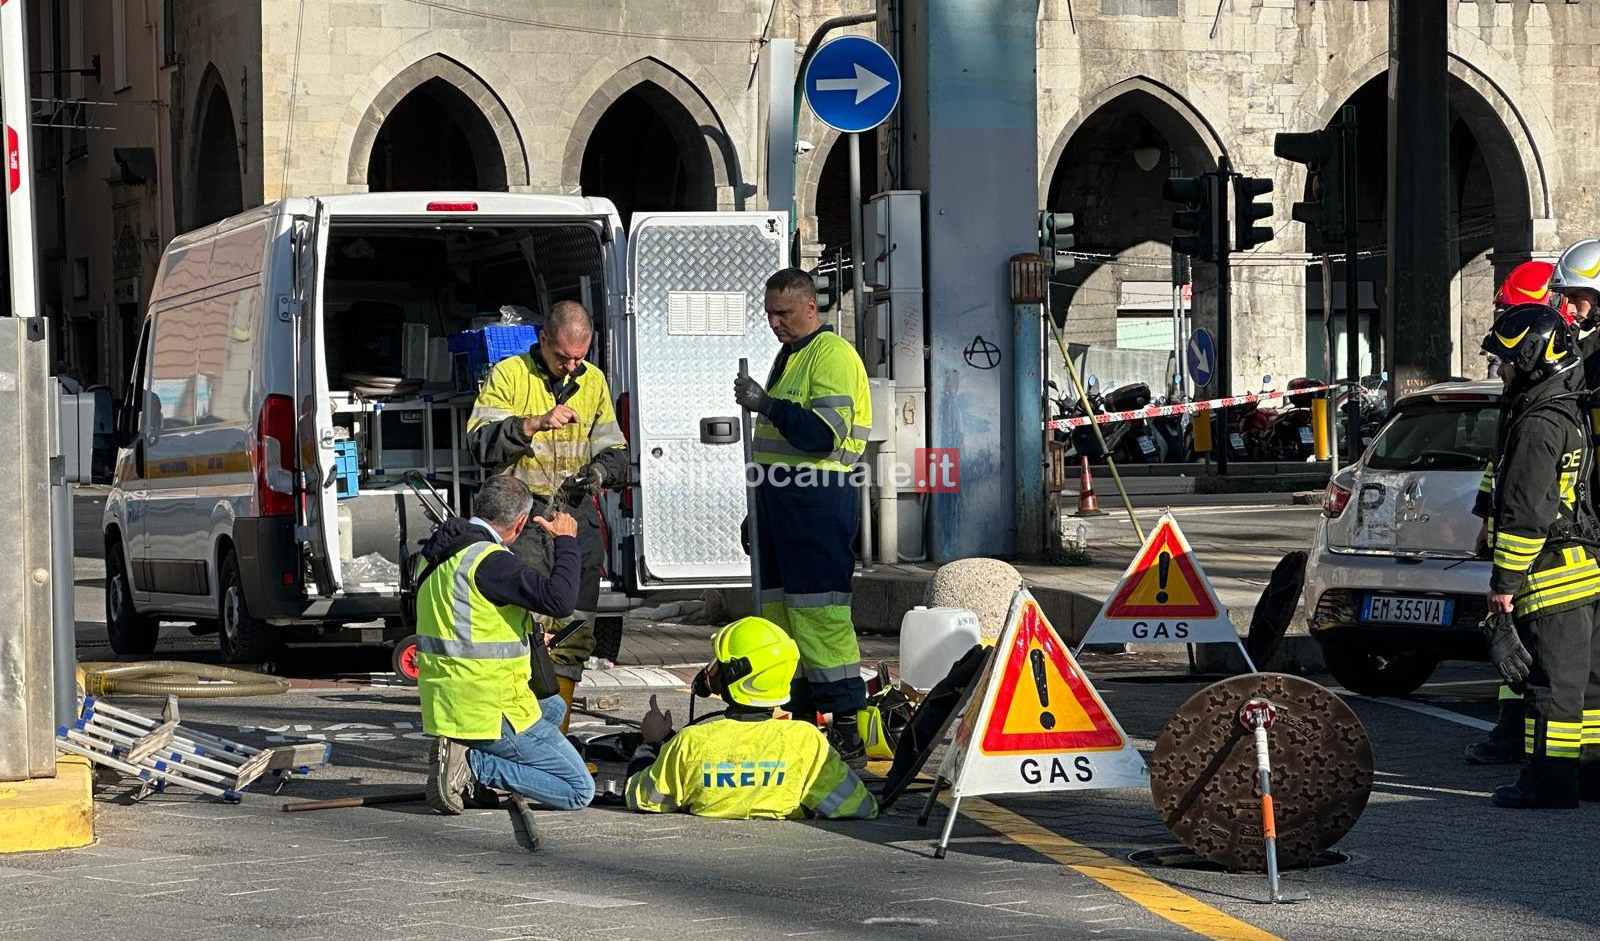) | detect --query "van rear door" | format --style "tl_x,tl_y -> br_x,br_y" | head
625,212 -> 787,588
292,203 -> 342,594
